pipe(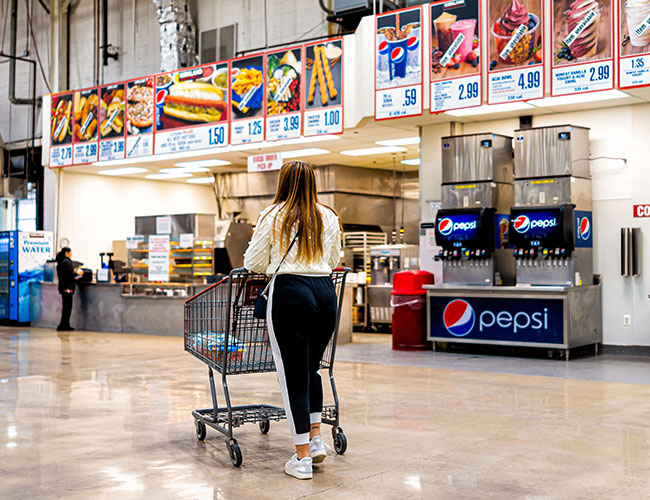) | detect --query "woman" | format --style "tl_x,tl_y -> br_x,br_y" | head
56,247 -> 79,332
244,161 -> 342,480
